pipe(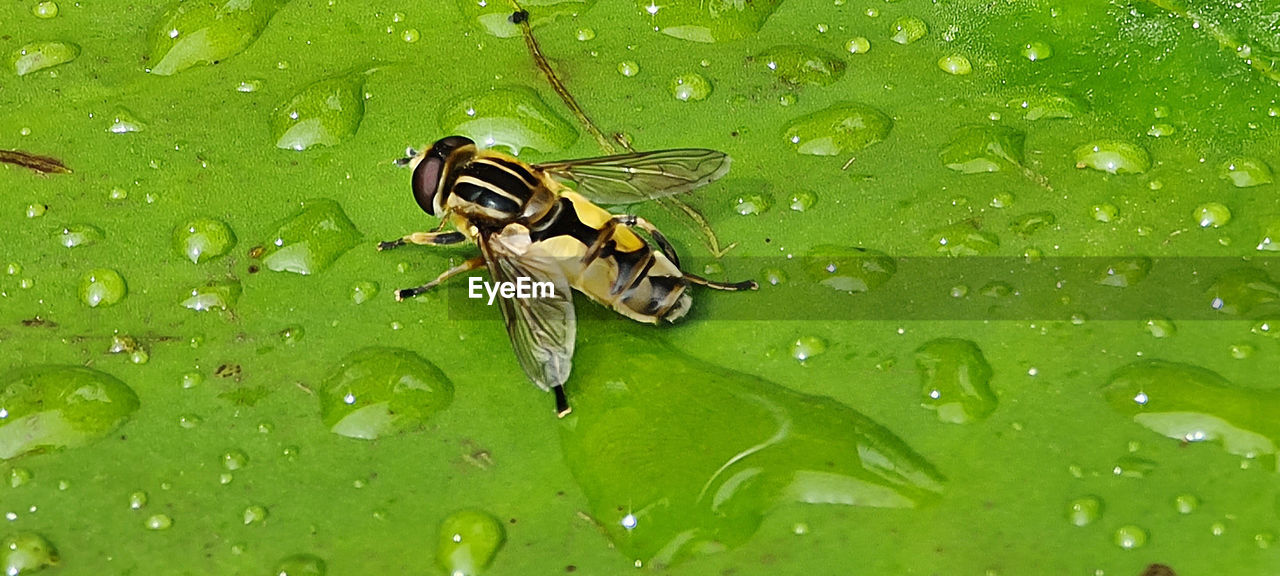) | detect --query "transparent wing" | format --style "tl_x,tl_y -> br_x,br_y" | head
536,148 -> 731,205
479,227 -> 576,392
